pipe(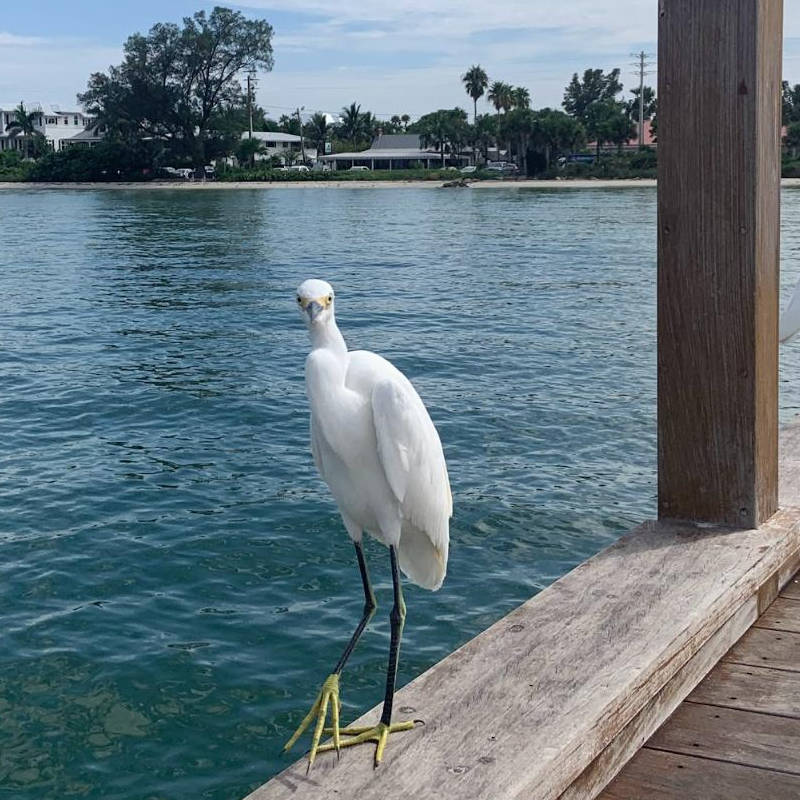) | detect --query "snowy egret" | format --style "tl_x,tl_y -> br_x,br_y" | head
284,279 -> 452,768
